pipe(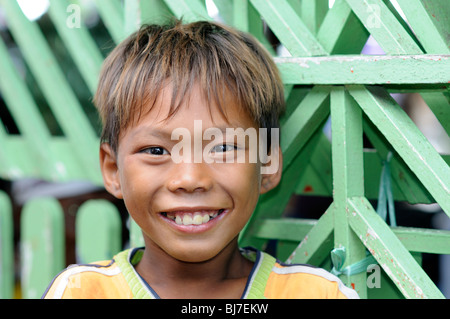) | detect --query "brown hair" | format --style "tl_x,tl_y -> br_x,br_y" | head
93,19 -> 285,153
